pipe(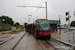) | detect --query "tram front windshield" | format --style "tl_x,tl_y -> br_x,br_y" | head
37,20 -> 50,31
